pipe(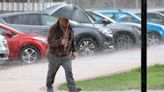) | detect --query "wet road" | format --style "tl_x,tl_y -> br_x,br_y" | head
0,45 -> 164,92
